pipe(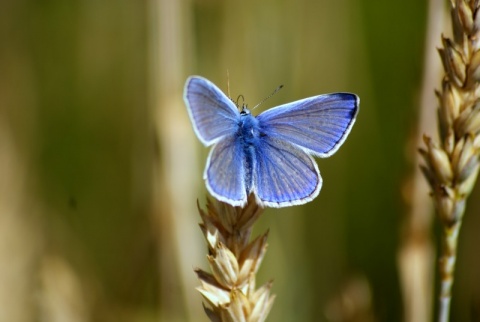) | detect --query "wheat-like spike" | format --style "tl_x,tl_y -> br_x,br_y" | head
195,194 -> 274,322
421,1 -> 480,321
